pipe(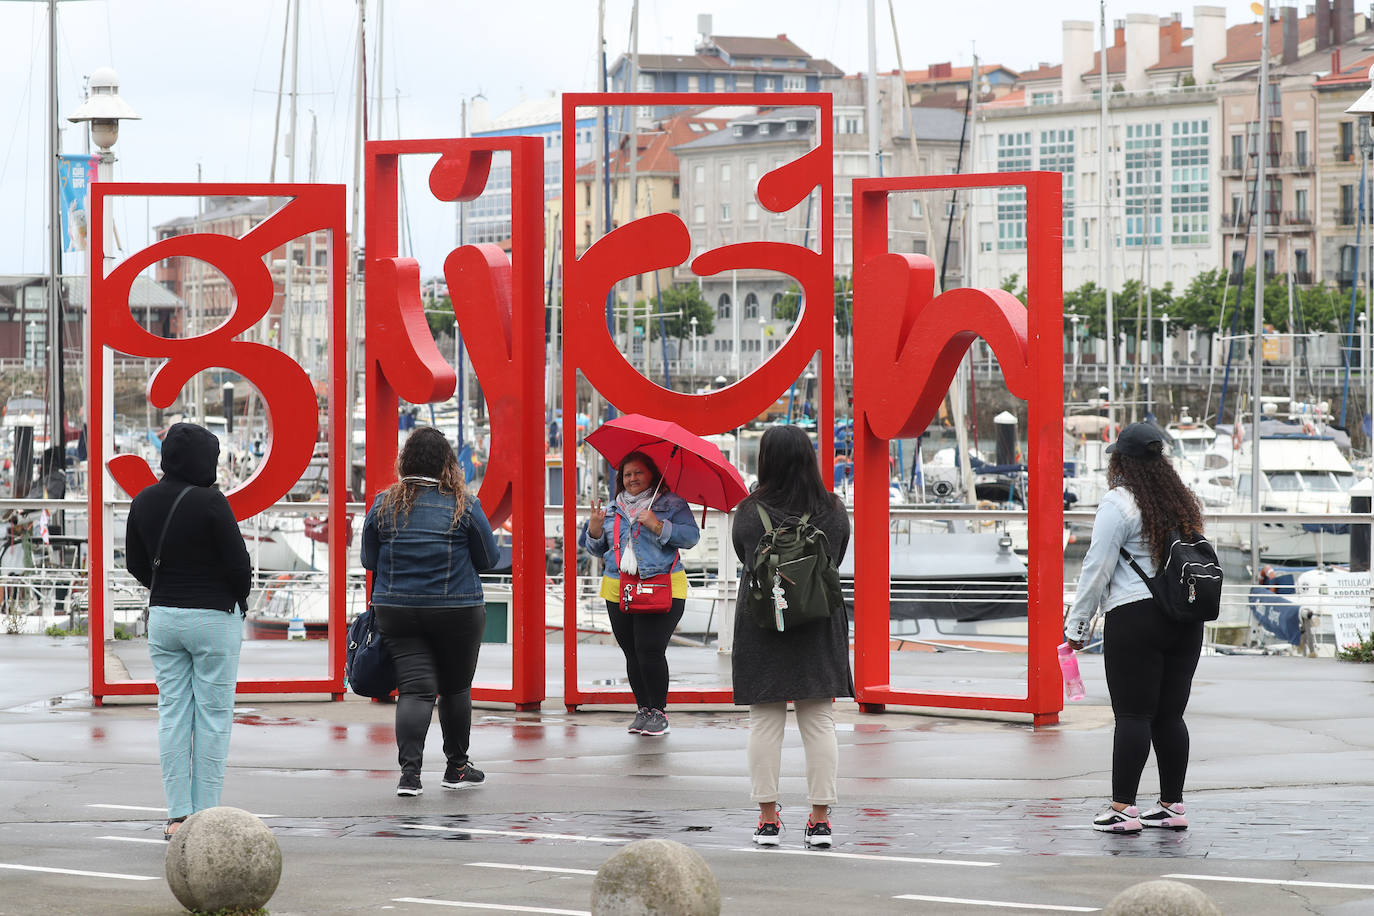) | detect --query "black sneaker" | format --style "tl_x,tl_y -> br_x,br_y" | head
640,708 -> 669,736
753,816 -> 783,847
442,763 -> 486,789
804,818 -> 833,848
396,772 -> 423,797
628,708 -> 650,734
